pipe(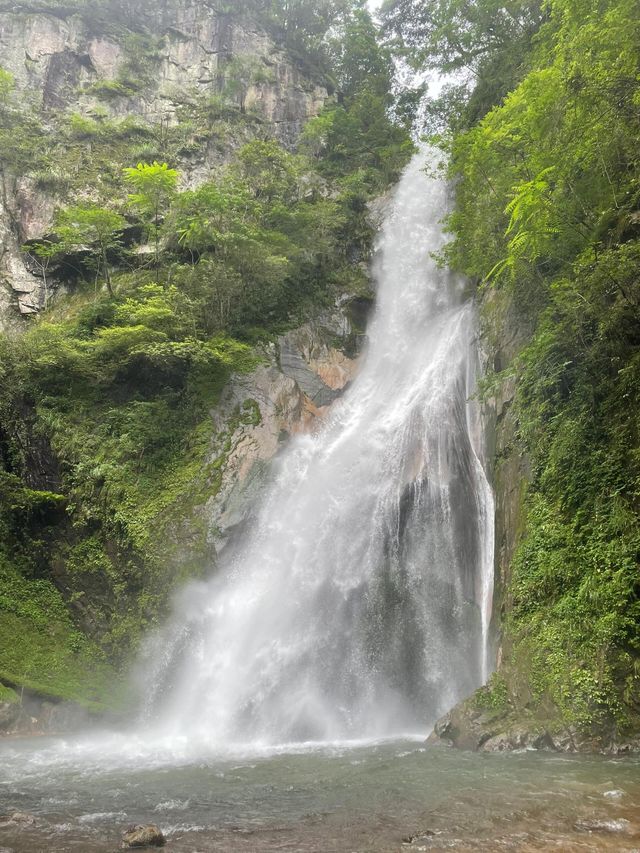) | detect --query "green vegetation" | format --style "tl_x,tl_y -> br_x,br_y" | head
302,6 -> 413,187
56,204 -> 127,294
0,555 -> 114,709
0,66 -> 14,102
0,0 -> 411,711
0,684 -> 19,704
0,474 -> 115,706
388,0 -> 640,740
124,161 -> 178,278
